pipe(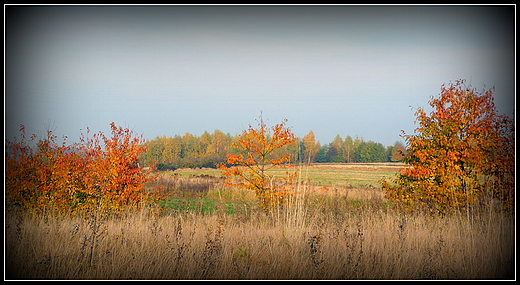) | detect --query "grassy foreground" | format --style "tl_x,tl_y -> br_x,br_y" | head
5,164 -> 515,280
5,206 -> 514,280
